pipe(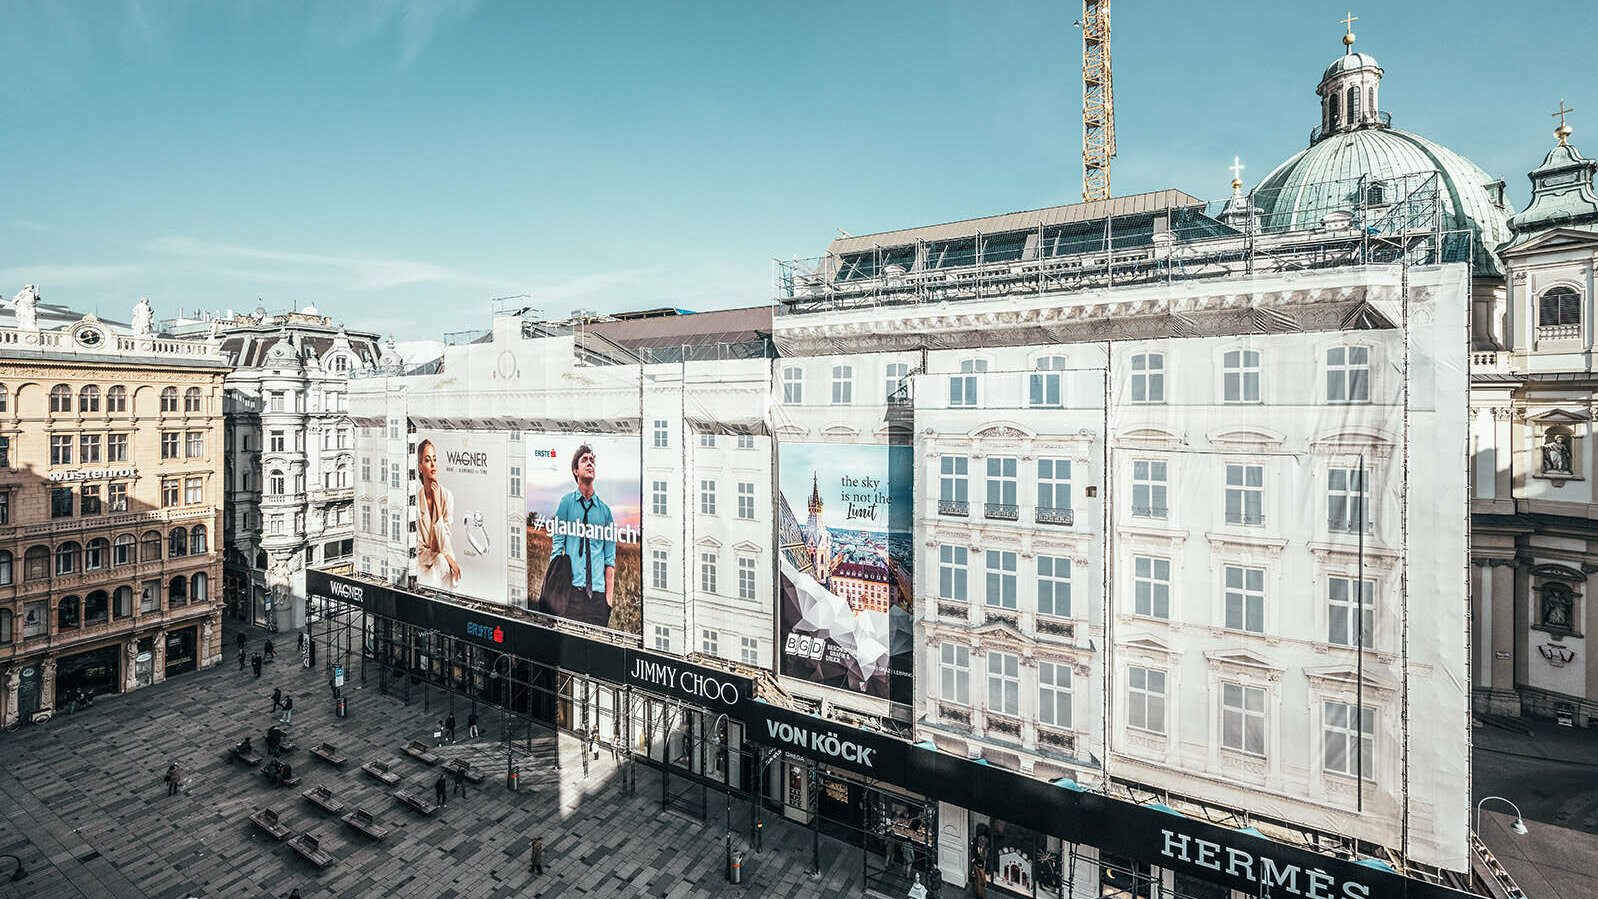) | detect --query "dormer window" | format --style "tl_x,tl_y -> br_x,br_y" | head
1366,182 -> 1385,206
1538,286 -> 1581,329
